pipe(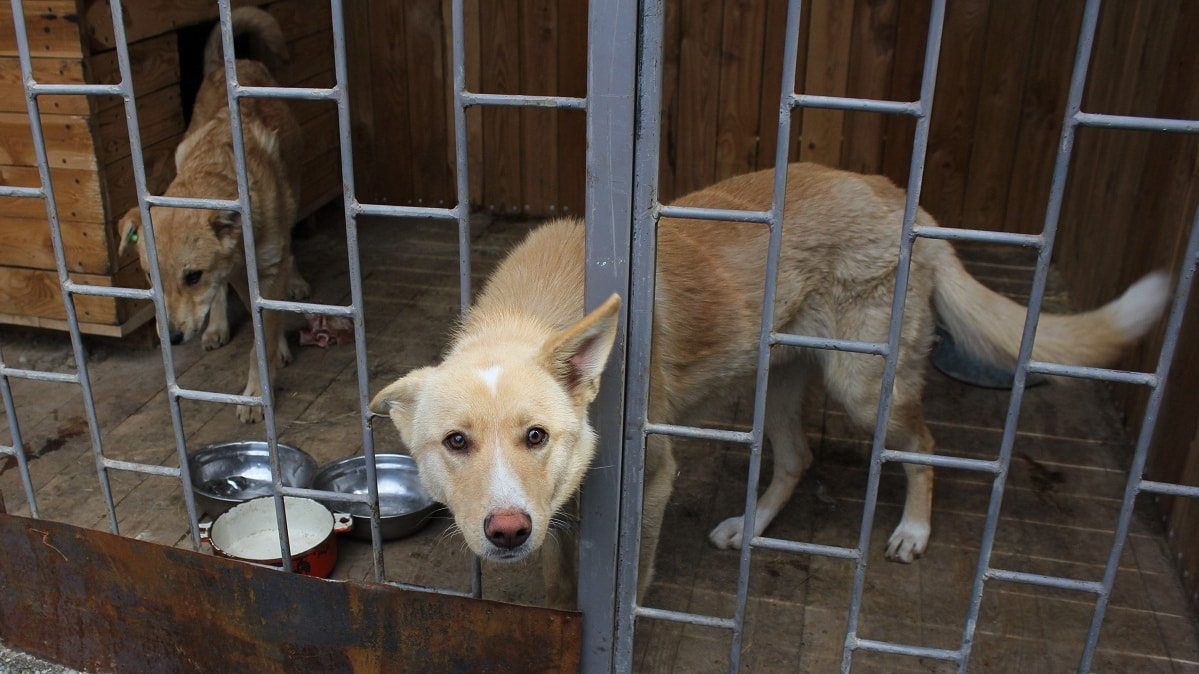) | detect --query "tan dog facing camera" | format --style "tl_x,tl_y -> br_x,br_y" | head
371,162 -> 1169,609
120,7 -> 307,423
